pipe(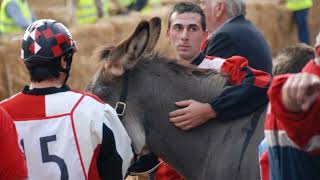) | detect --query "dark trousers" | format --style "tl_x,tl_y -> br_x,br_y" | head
293,8 -> 310,44
128,0 -> 148,11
